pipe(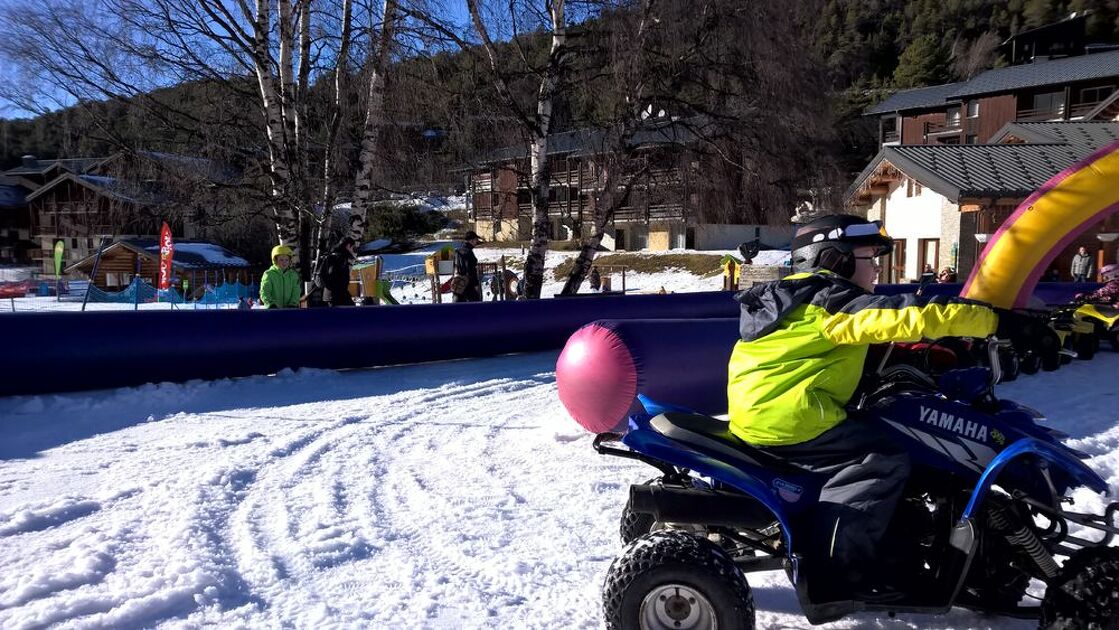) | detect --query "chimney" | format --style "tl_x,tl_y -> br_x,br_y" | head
21,154 -> 38,169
